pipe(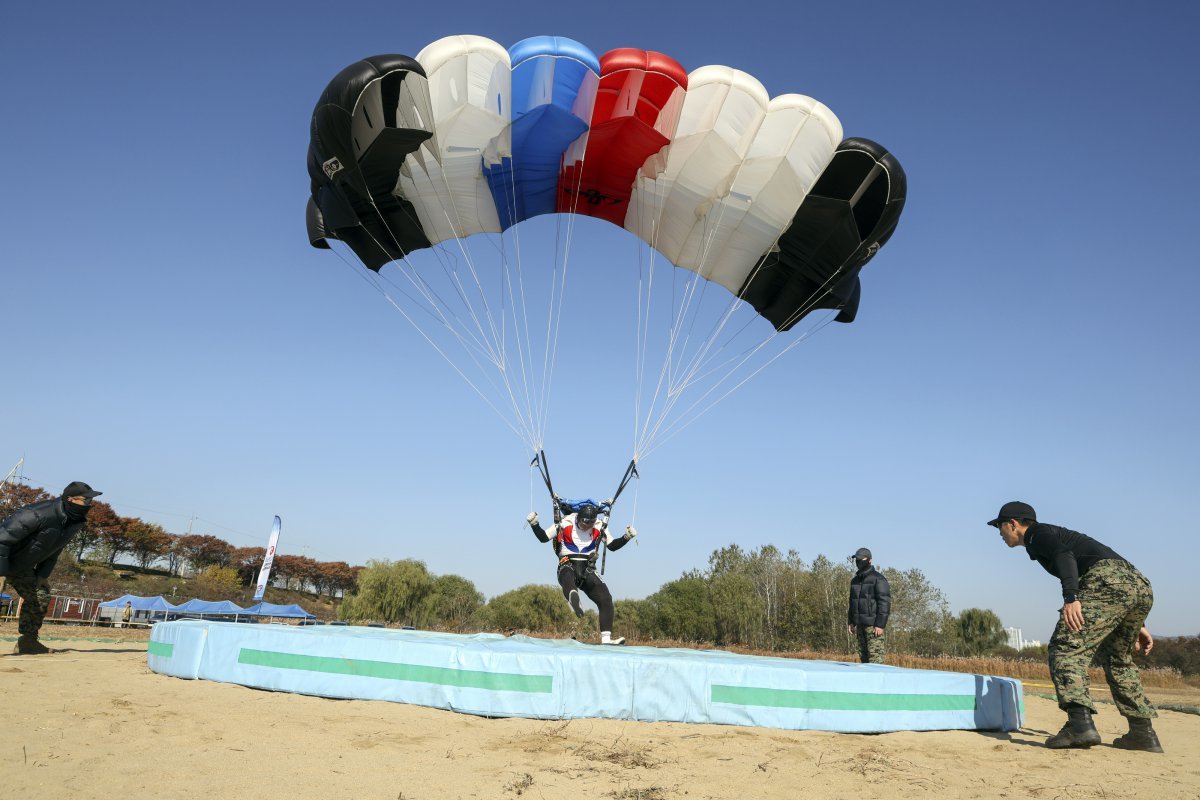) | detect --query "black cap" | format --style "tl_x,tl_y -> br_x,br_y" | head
576,504 -> 598,524
987,501 -> 1035,527
852,547 -> 872,560
62,481 -> 102,500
